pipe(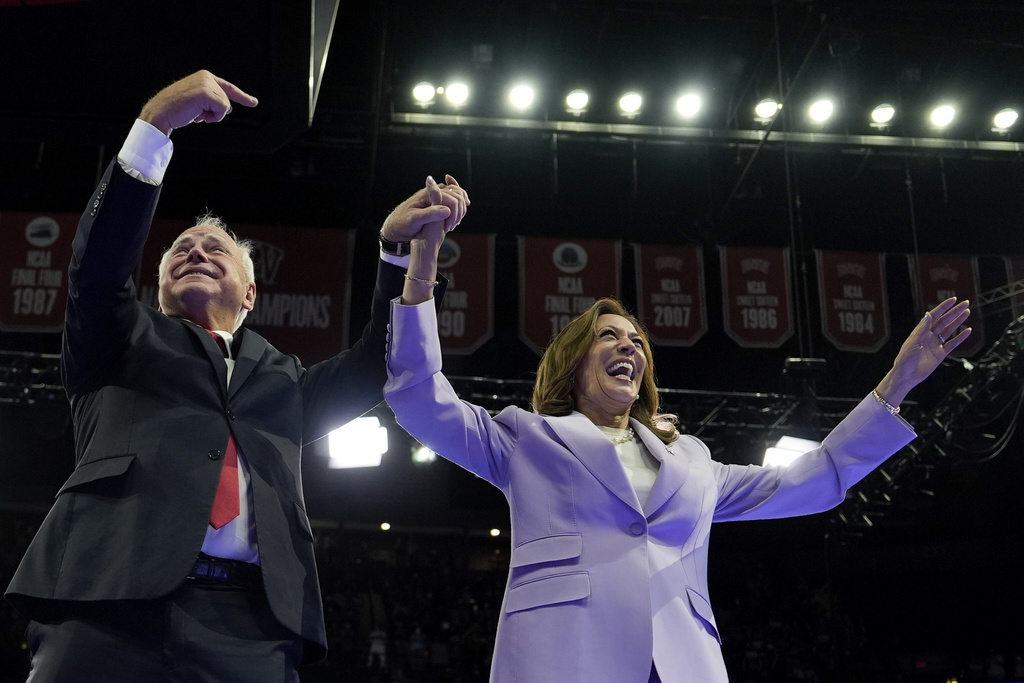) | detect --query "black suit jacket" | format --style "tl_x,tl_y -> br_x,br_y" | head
6,159 -> 411,662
